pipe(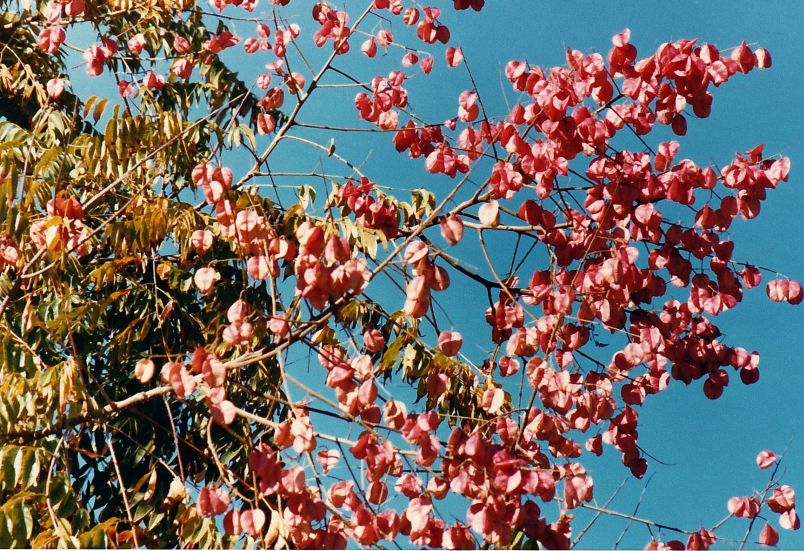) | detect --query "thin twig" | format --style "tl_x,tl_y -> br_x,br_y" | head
106,431 -> 140,547
572,478 -> 628,548
614,474 -> 654,549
